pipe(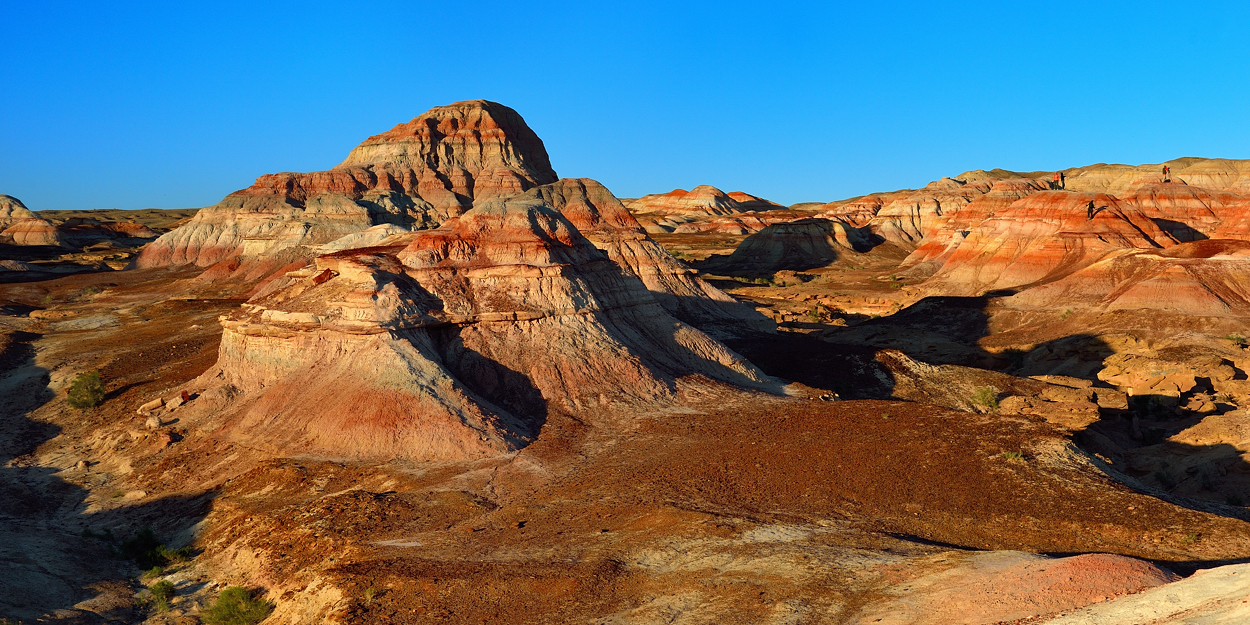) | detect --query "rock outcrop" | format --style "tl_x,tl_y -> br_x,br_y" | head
202,193 -> 779,461
921,192 -> 1174,295
136,100 -> 558,271
1007,239 -> 1250,315
523,178 -> 774,335
0,195 -> 63,247
701,218 -> 873,274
